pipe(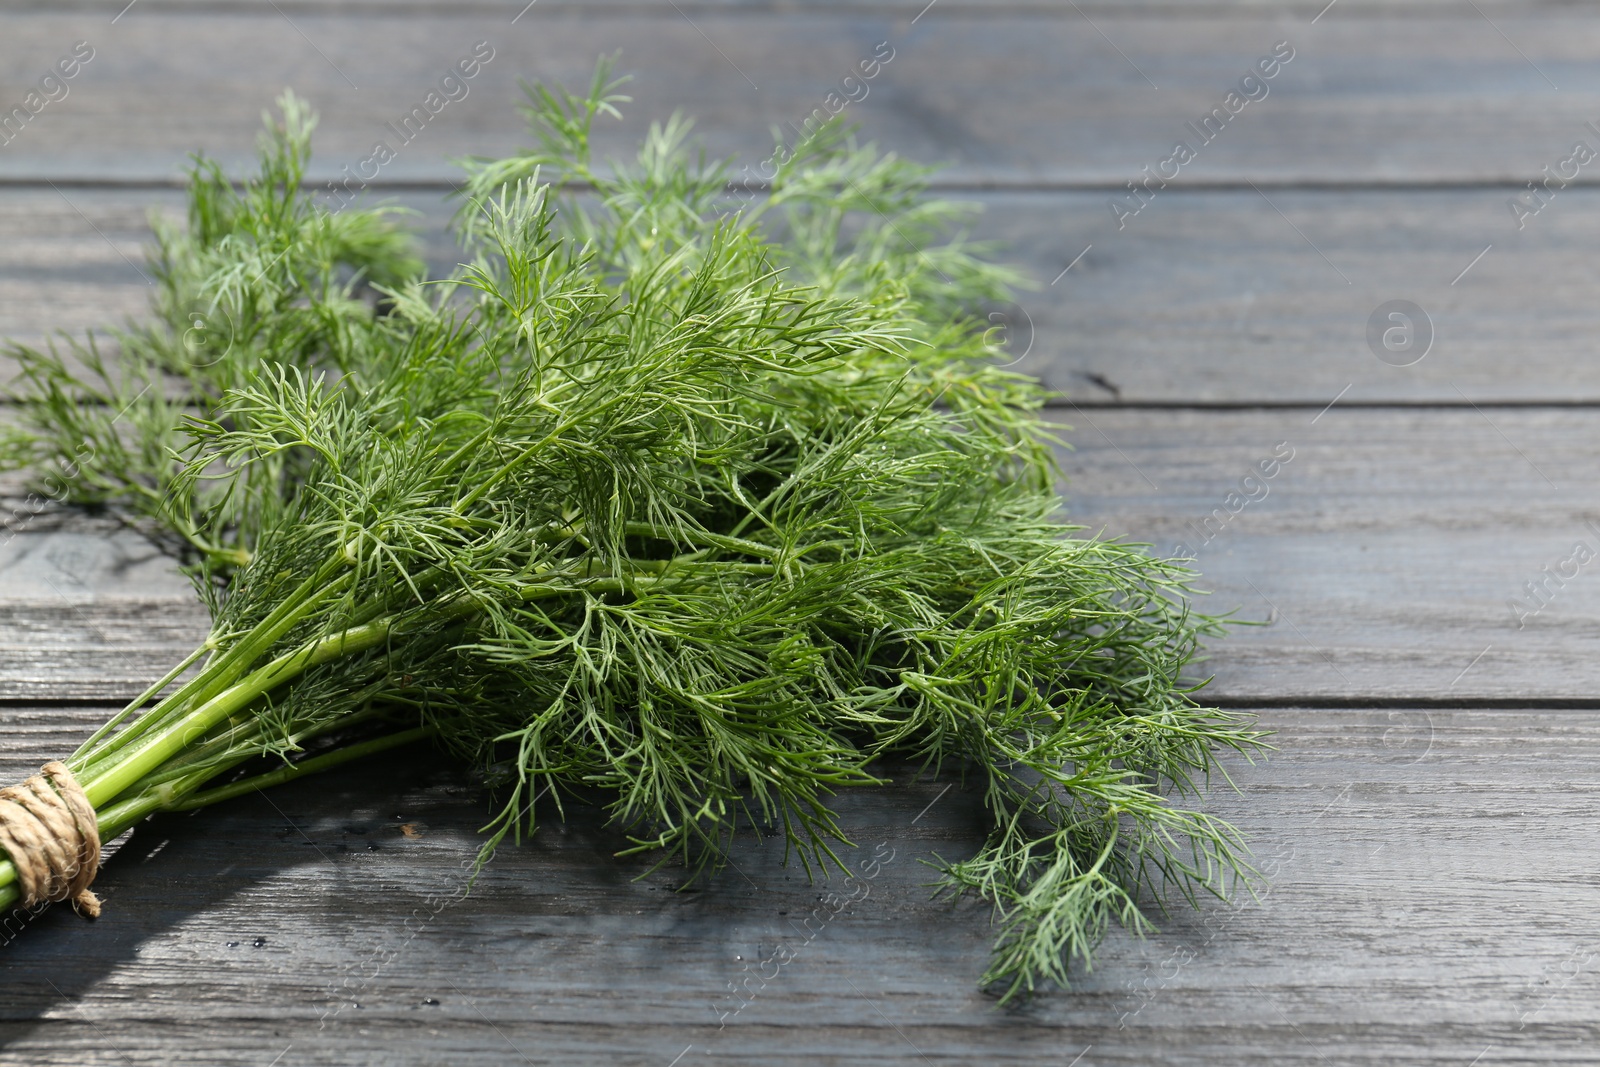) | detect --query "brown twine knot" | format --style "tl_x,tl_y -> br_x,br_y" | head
0,762 -> 101,918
